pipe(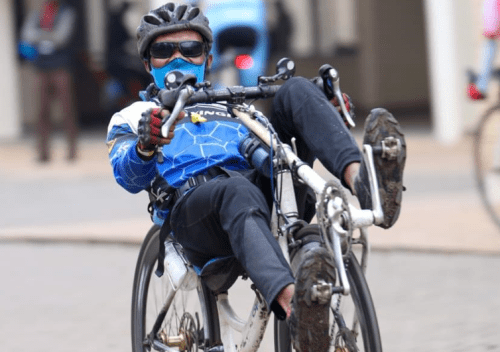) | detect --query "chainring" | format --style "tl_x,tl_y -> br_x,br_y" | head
316,179 -> 353,255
